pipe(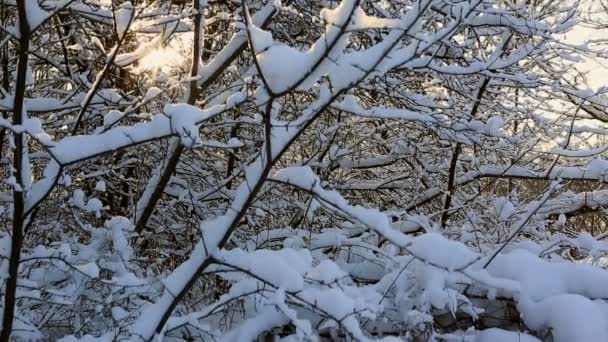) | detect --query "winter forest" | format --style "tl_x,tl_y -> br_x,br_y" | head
6,0 -> 608,341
